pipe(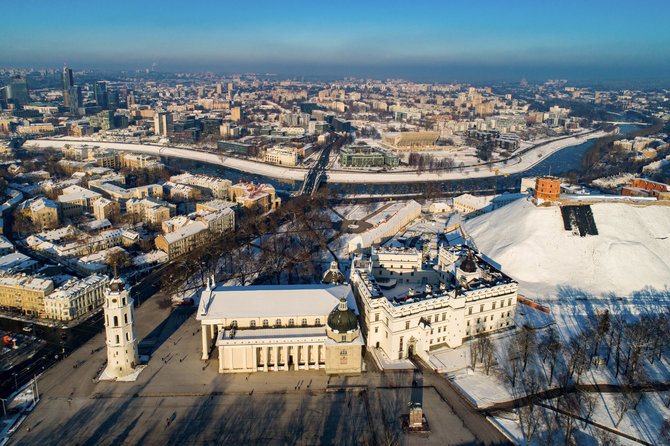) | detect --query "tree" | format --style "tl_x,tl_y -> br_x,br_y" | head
614,386 -> 637,429
497,341 -> 521,390
106,249 -> 132,276
516,324 -> 537,371
540,326 -> 563,386
592,309 -> 611,359
557,392 -> 582,444
566,333 -> 590,384
519,371 -> 545,446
